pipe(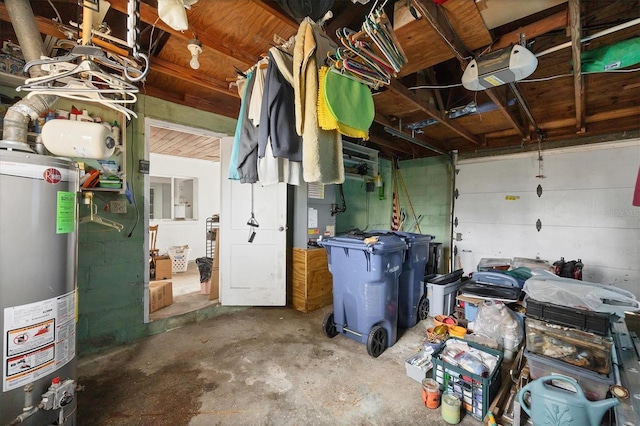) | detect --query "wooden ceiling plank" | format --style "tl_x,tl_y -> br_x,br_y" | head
150,57 -> 239,98
411,0 -> 470,63
490,10 -> 568,51
107,0 -> 256,67
387,80 -> 482,145
250,0 -> 299,30
368,134 -> 423,155
569,0 -> 585,133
